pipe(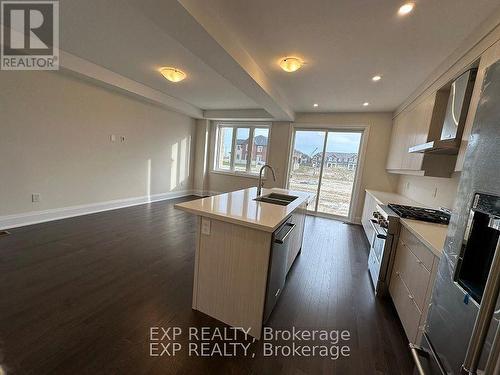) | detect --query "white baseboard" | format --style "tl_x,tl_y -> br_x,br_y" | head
0,190 -> 194,230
